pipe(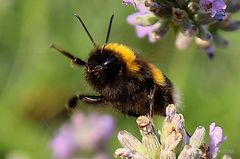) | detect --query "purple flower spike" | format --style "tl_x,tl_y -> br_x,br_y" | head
209,122 -> 227,158
200,0 -> 227,20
